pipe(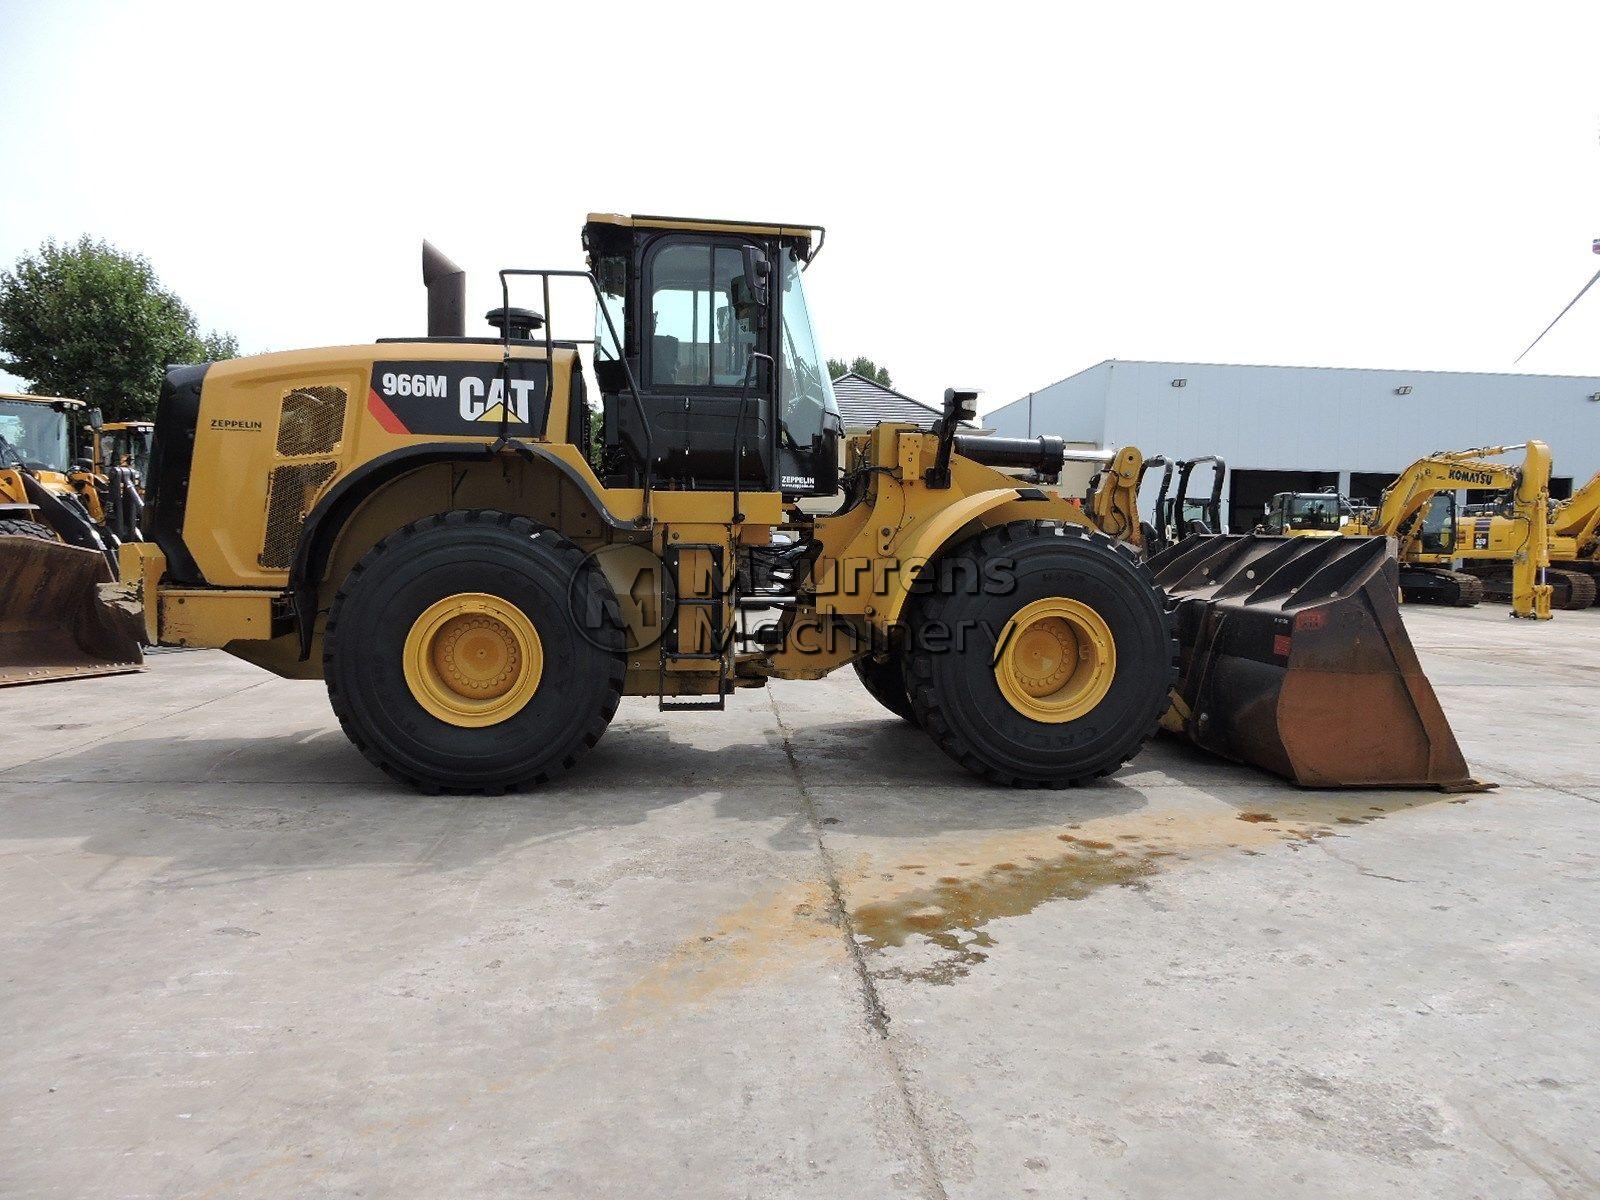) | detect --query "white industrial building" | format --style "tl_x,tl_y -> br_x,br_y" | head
985,359 -> 1600,532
